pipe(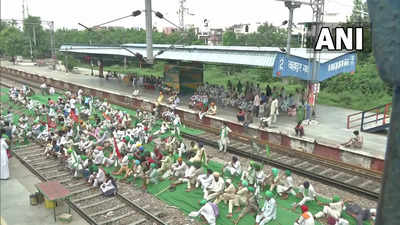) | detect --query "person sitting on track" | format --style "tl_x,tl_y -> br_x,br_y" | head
222,156 -> 241,177
189,142 -> 208,165
142,163 -> 160,190
294,205 -> 315,225
171,161 -> 203,192
213,178 -> 236,205
196,168 -> 214,190
315,195 -> 346,223
256,191 -> 277,225
203,172 -> 225,201
88,166 -> 105,187
170,157 -> 188,179
189,199 -> 219,225
232,186 -> 256,224
343,202 -> 376,225
293,181 -> 318,210
100,173 -> 117,197
276,169 -> 296,198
